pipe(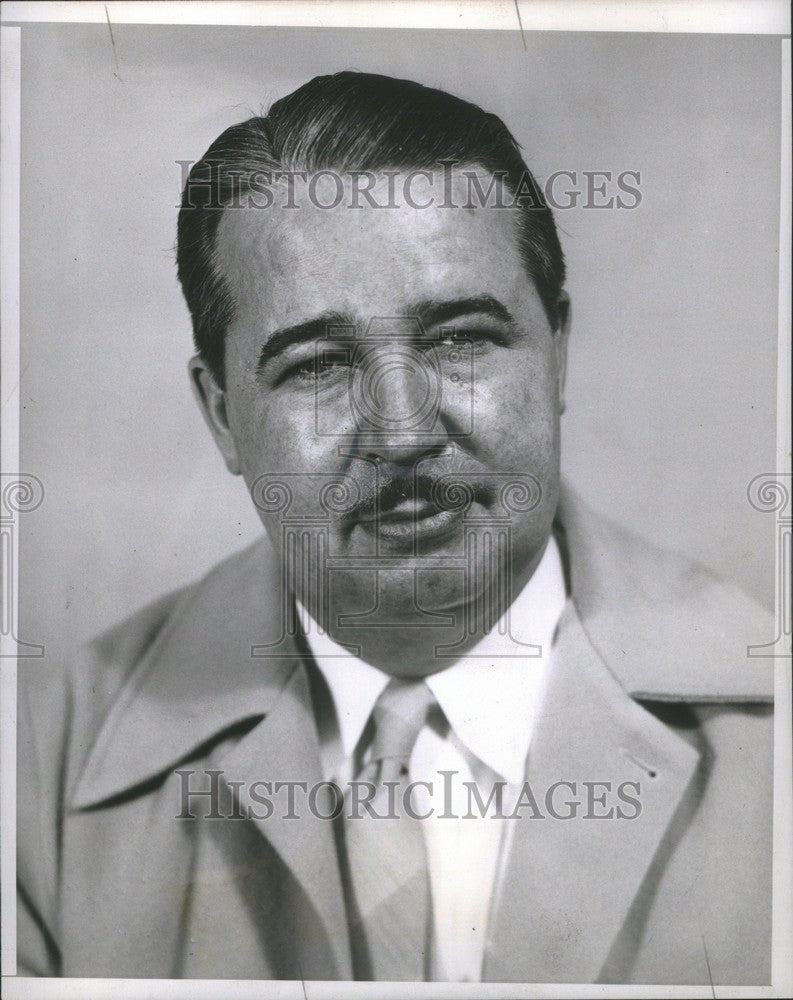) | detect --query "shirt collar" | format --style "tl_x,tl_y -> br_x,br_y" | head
295,604 -> 390,763
298,535 -> 567,785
